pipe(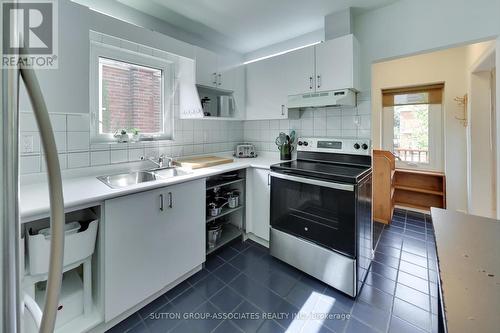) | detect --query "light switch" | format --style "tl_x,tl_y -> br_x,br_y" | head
22,135 -> 34,153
